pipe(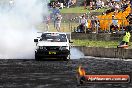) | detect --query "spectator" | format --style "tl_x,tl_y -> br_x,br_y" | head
110,15 -> 119,33
43,16 -> 50,32
52,6 -> 60,16
126,9 -> 132,26
46,16 -> 50,32
55,13 -> 62,32
91,15 -> 97,32
67,0 -> 71,8
90,1 -> 93,10
75,15 -> 87,33
79,15 -> 87,32
72,0 -> 76,5
51,6 -> 60,28
67,0 -> 75,8
101,0 -> 104,8
84,0 -> 87,9
108,1 -> 113,8
114,3 -> 120,12
95,16 -> 100,33
126,9 -> 132,32
62,0 -> 67,7
60,3 -> 64,9
96,0 -> 102,10
121,1 -> 128,12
